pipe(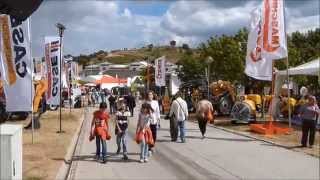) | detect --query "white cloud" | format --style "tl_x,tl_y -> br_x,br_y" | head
287,15 -> 320,33
30,0 -> 319,57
